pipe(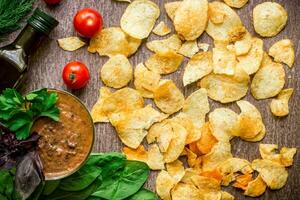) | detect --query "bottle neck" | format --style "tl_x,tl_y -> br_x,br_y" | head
13,24 -> 44,55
